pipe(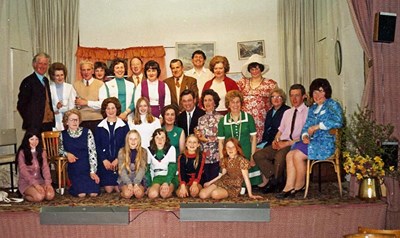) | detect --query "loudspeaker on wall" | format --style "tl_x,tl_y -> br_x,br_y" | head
374,12 -> 397,43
